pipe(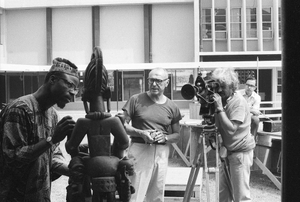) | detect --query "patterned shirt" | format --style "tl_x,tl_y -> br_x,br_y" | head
0,94 -> 65,202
